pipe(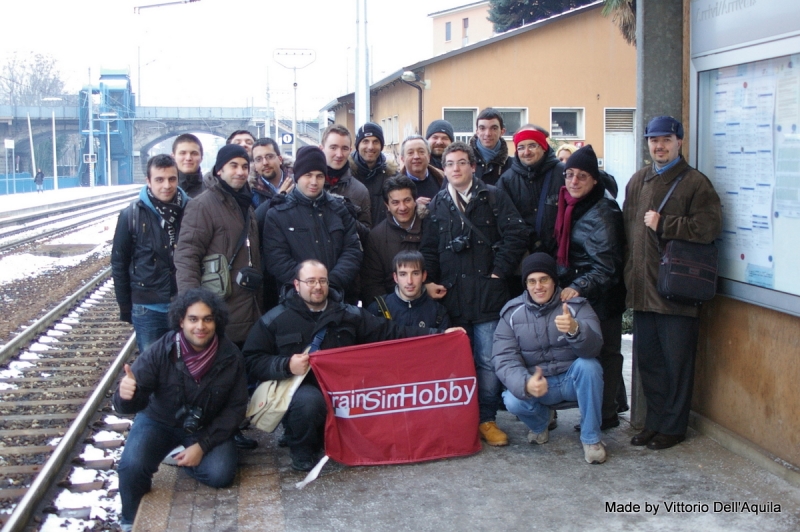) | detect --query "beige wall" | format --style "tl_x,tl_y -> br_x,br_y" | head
423,6 -> 636,160
696,297 -> 800,467
431,2 -> 494,56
